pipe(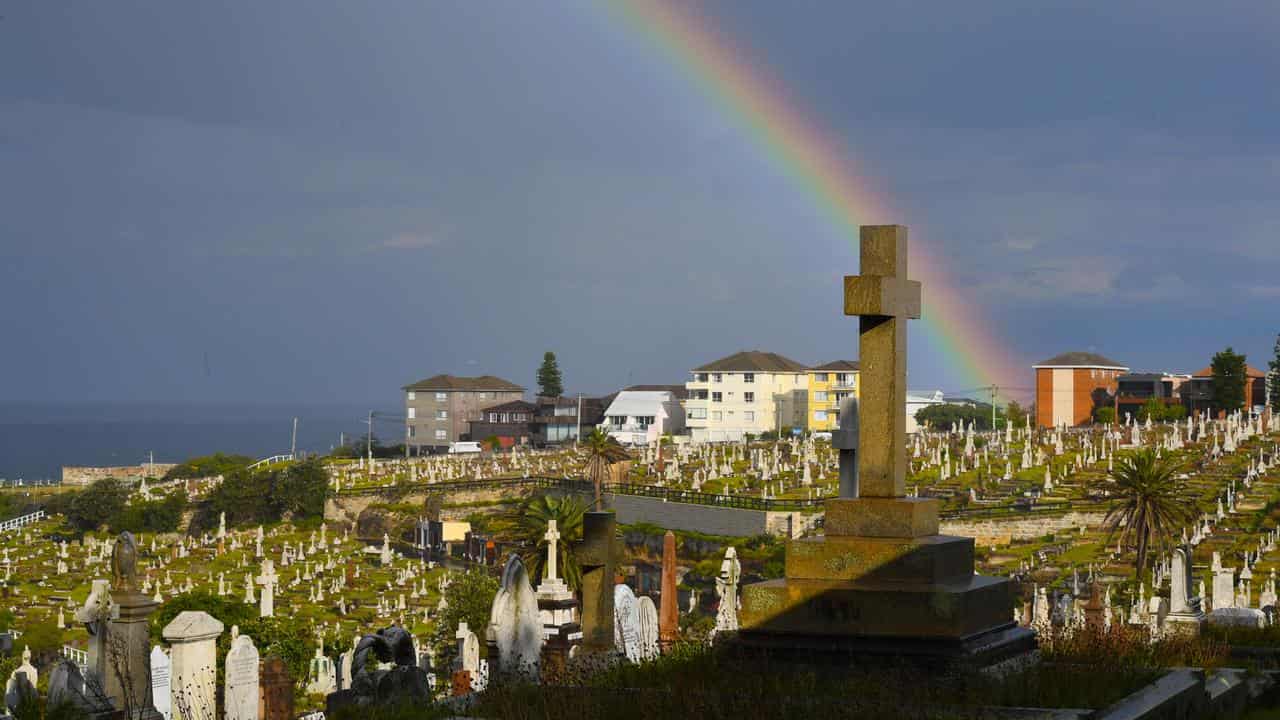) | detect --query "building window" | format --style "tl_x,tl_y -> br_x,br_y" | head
609,416 -> 626,426
814,410 -> 828,421
407,408 -> 416,419
434,430 -> 447,440
688,408 -> 706,419
712,411 -> 723,421
407,391 -> 416,401
695,373 -> 708,382
815,373 -> 829,382
744,392 -> 754,403
435,392 -> 448,401
712,392 -> 723,403
478,392 -> 489,400
436,410 -> 448,420
713,373 -> 723,383
814,391 -> 828,402
744,373 -> 754,383
637,416 -> 655,427
744,411 -> 754,422
408,426 -> 416,438
691,389 -> 708,400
